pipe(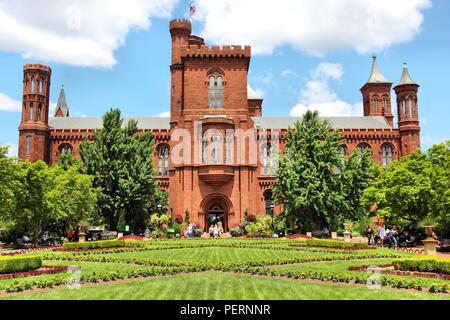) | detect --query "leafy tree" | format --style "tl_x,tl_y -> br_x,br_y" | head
0,146 -> 21,221
363,141 -> 450,235
273,110 -> 373,232
79,109 -> 162,231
